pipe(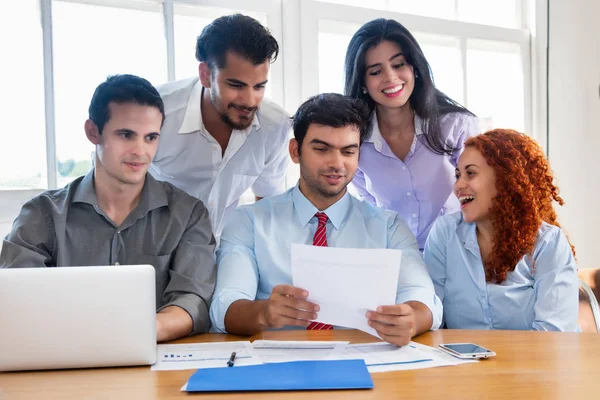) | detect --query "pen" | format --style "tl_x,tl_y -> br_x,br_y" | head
227,351 -> 236,367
